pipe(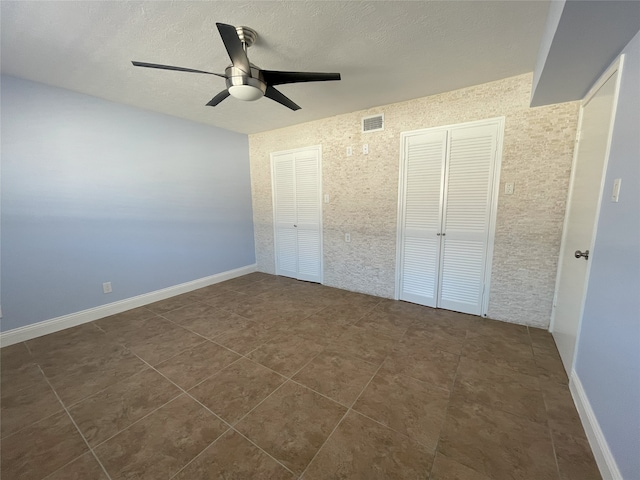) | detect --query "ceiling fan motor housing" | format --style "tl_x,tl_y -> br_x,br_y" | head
225,65 -> 266,100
